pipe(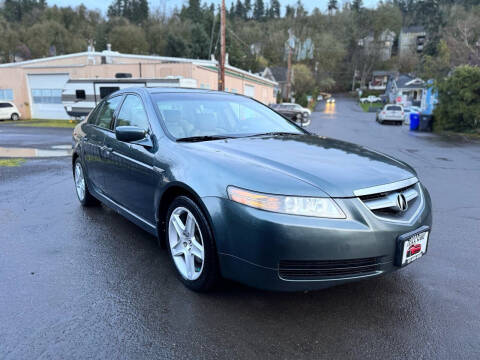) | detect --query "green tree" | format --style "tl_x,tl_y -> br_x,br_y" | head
234,0 -> 246,19
285,5 -> 295,17
108,0 -> 149,24
293,63 -> 315,98
180,0 -> 202,23
2,0 -> 46,22
420,40 -> 451,80
270,0 -> 280,18
328,0 -> 338,14
434,65 -> 480,132
0,18 -> 19,62
351,0 -> 363,12
24,20 -> 85,58
244,0 -> 252,18
109,23 -> 148,53
253,0 -> 265,20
